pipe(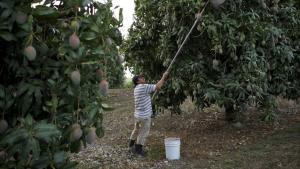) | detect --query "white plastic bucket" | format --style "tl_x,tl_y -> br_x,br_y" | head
164,137 -> 180,160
